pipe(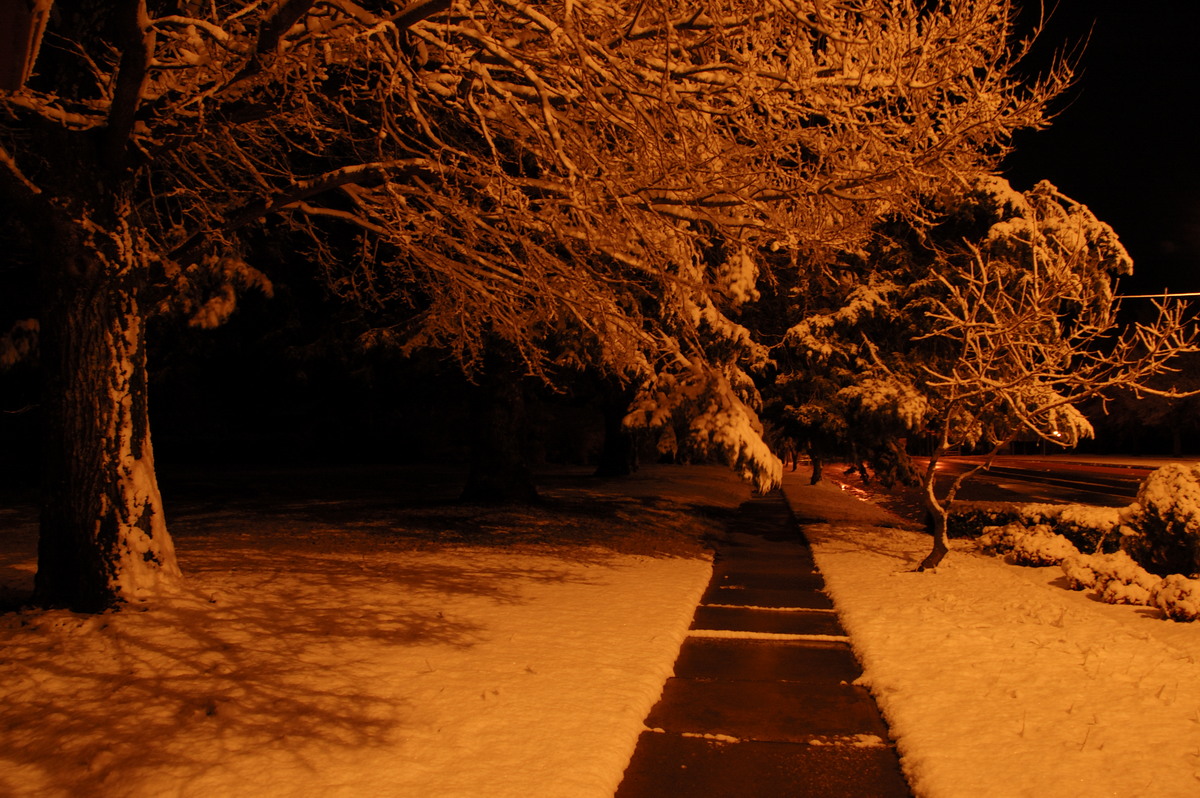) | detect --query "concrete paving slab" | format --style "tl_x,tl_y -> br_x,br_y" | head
615,494 -> 913,798
700,584 -> 834,610
710,565 -> 826,592
715,534 -> 815,559
724,524 -> 797,541
689,605 -> 845,636
616,732 -> 912,798
671,638 -> 861,683
712,548 -> 817,571
644,678 -> 890,741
